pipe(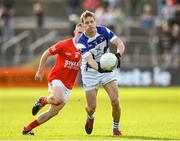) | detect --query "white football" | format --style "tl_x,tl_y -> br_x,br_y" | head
100,53 -> 117,71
